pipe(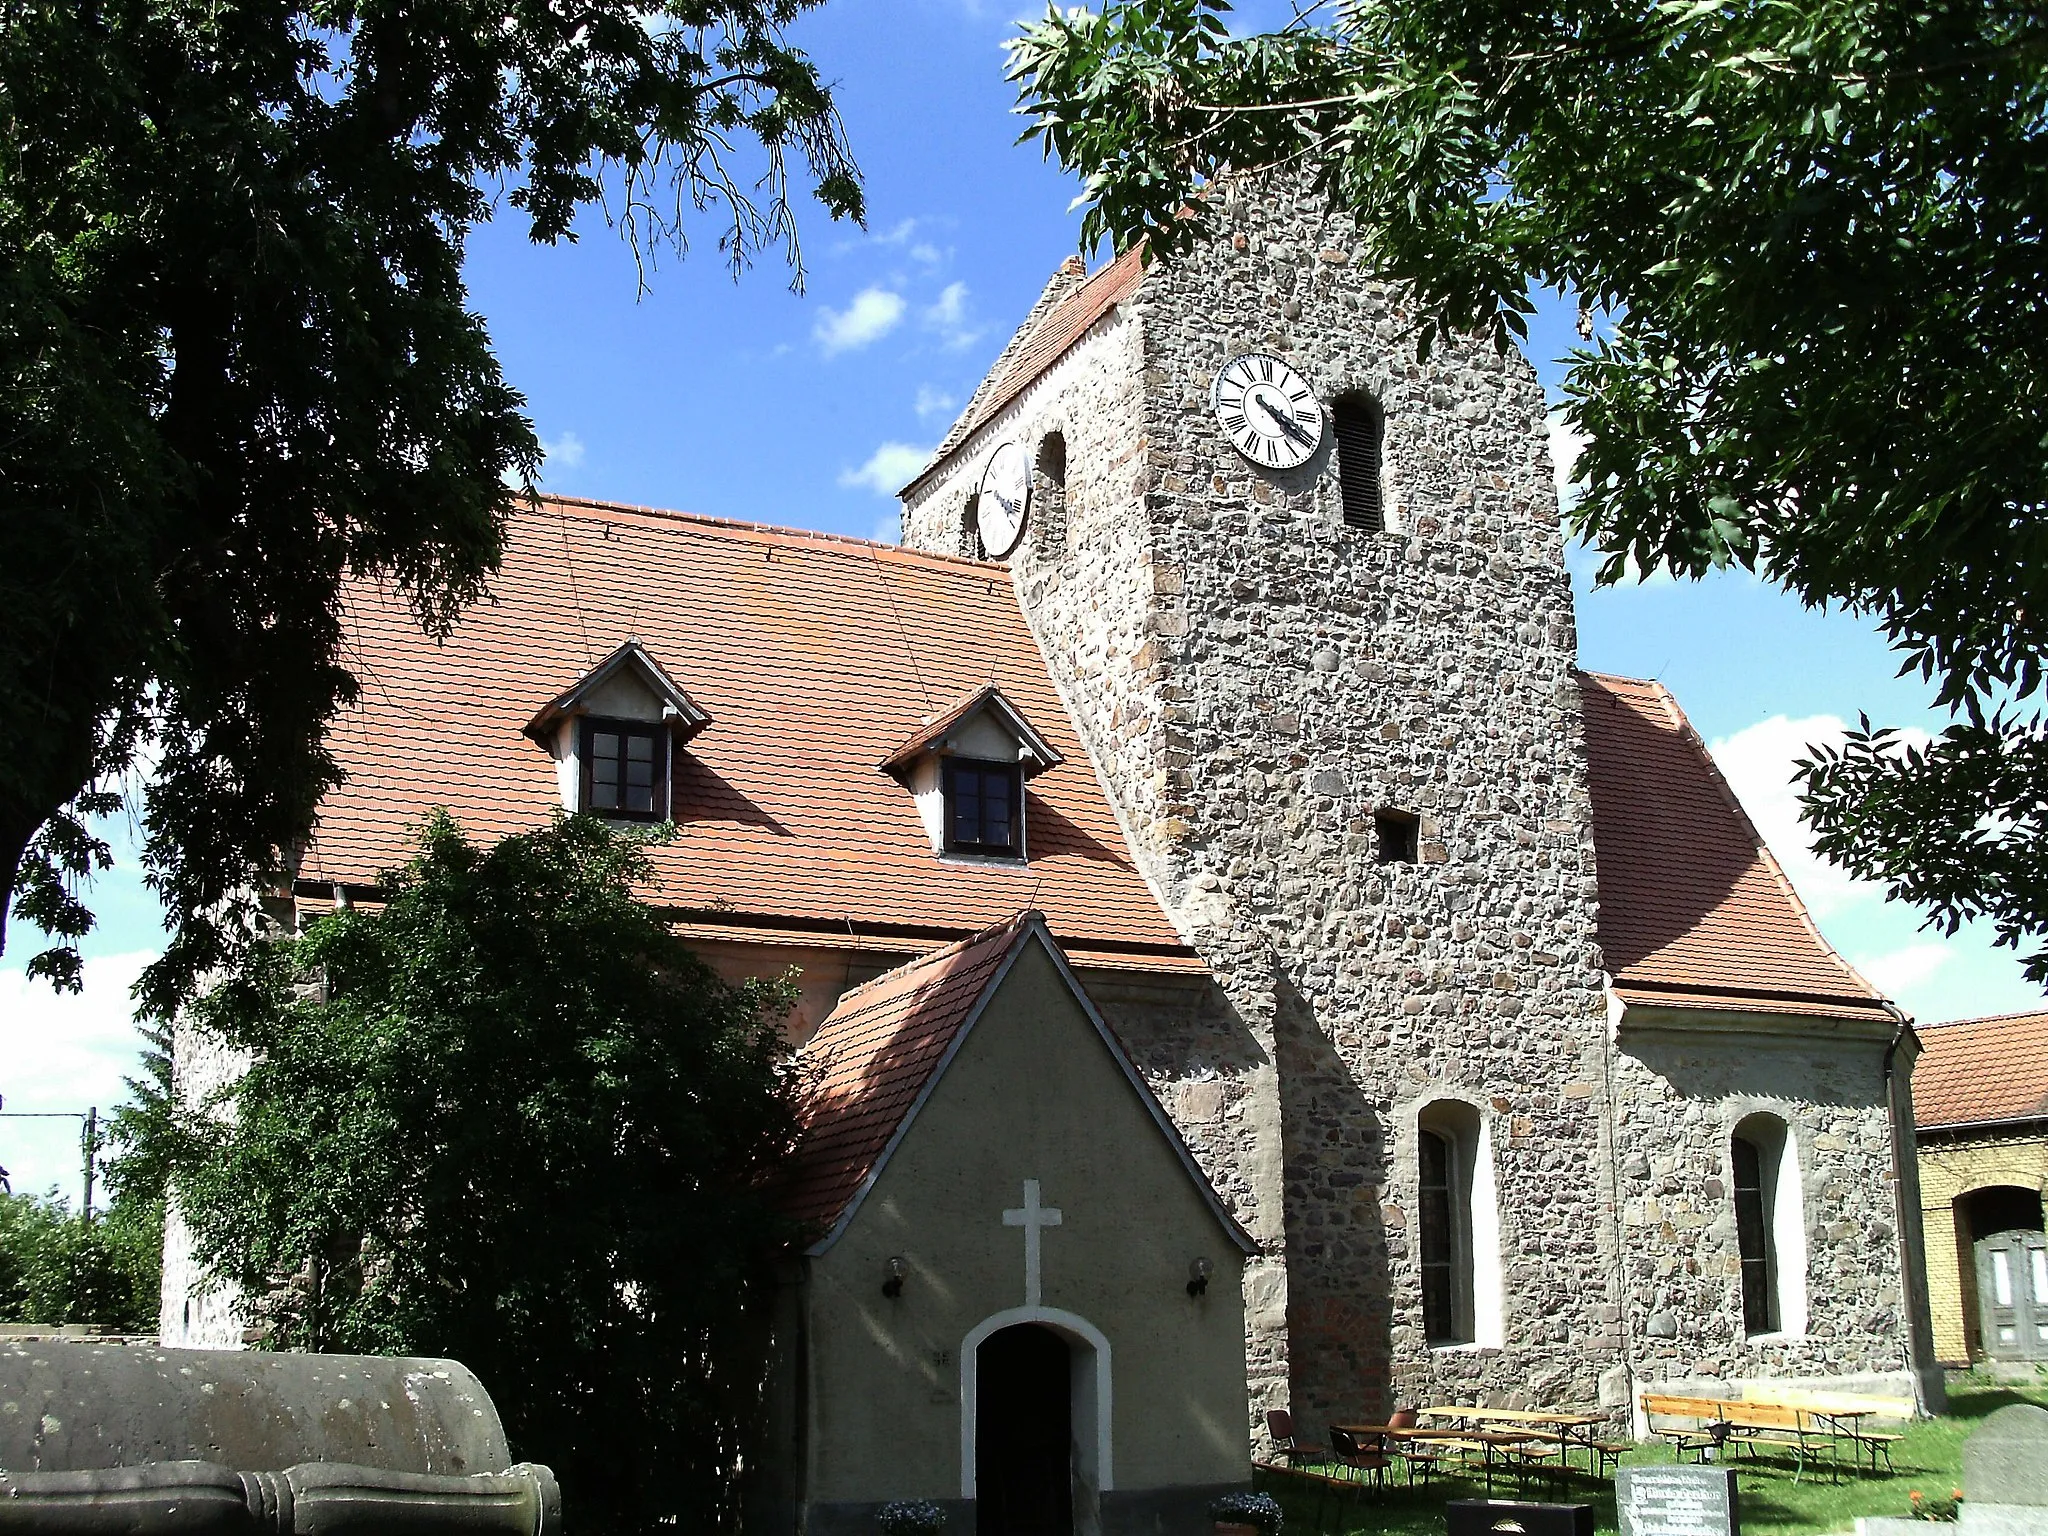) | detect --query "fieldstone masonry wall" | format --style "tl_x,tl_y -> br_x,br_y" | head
1613,1022 -> 1917,1391
907,178 -> 1623,1437
903,176 -> 1923,1442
